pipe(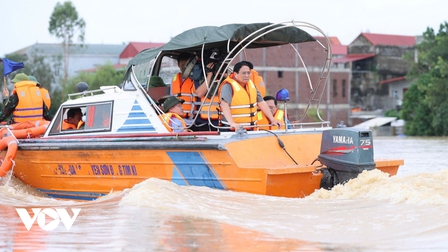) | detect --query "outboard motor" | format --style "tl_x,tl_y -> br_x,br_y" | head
318,127 -> 375,189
